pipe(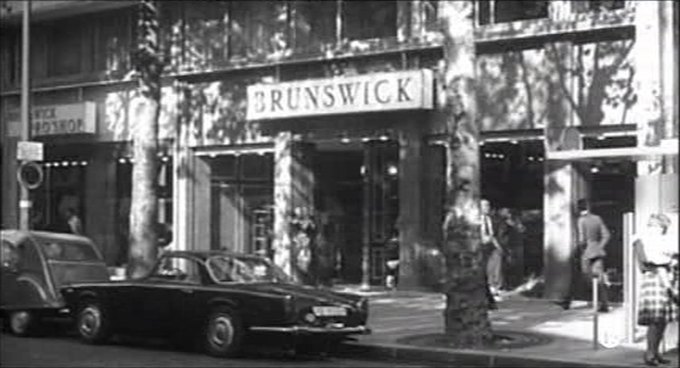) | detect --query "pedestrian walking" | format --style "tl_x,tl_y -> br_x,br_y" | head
557,199 -> 611,311
66,207 -> 83,235
481,199 -> 503,300
632,213 -> 678,366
